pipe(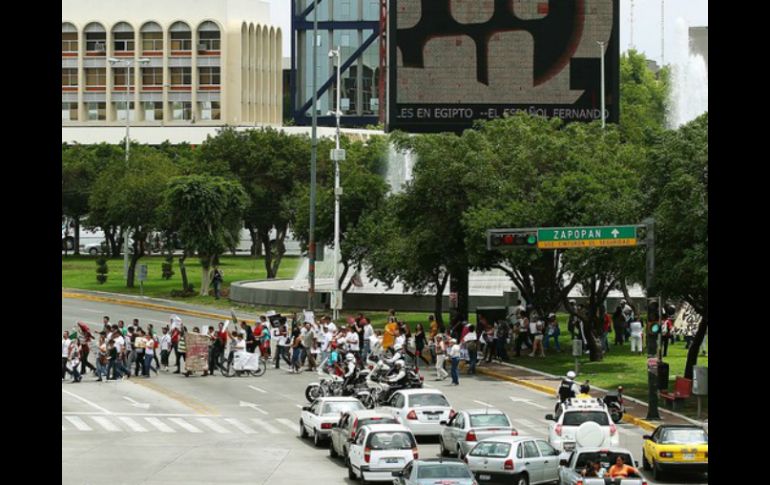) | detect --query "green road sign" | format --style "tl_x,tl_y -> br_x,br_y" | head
537,225 -> 637,249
